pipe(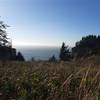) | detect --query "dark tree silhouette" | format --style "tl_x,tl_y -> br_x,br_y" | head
16,52 -> 25,61
49,55 -> 57,62
72,35 -> 100,58
0,19 -> 17,61
0,20 -> 11,47
31,57 -> 35,61
59,42 -> 71,61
